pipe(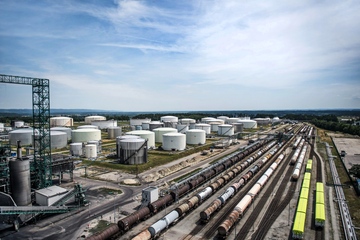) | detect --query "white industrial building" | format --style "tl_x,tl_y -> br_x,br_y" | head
35,186 -> 69,206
